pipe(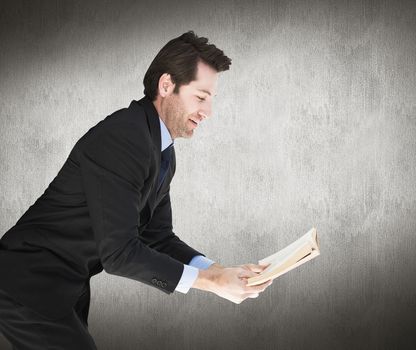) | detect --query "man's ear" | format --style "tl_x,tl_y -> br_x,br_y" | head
158,73 -> 175,98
